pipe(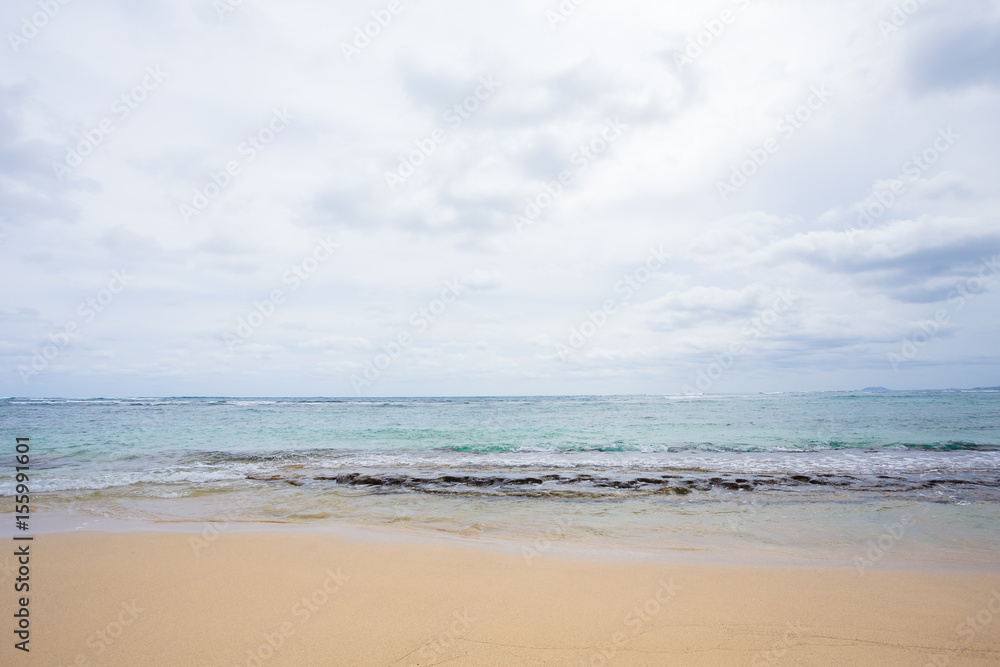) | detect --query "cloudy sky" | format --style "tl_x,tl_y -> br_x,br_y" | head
1,0 -> 998,397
